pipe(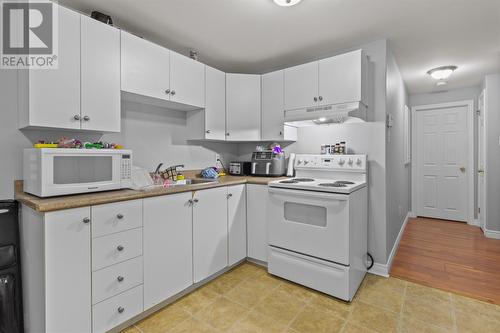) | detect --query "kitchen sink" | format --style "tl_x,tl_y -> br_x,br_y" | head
185,178 -> 219,185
